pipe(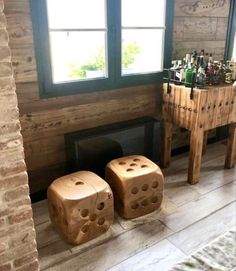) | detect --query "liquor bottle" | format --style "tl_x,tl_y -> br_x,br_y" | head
200,49 -> 205,58
197,56 -> 201,69
191,50 -> 198,66
200,49 -> 207,69
175,60 -> 184,83
219,60 -> 225,84
185,54 -> 191,65
204,52 -> 209,74
196,58 -> 206,88
206,60 -> 214,86
181,58 -> 186,81
208,53 -> 213,63
213,61 -> 220,85
227,61 -> 236,81
183,54 -> 190,81
225,62 -> 233,84
185,58 -> 196,87
170,60 -> 178,80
